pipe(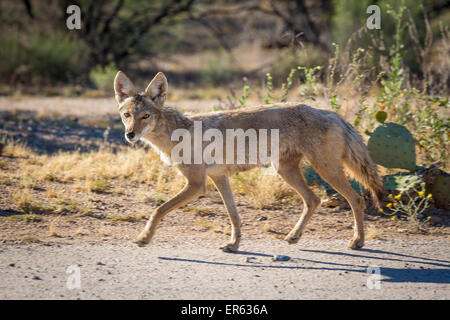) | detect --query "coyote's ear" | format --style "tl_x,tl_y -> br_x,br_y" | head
114,71 -> 136,104
145,72 -> 168,106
